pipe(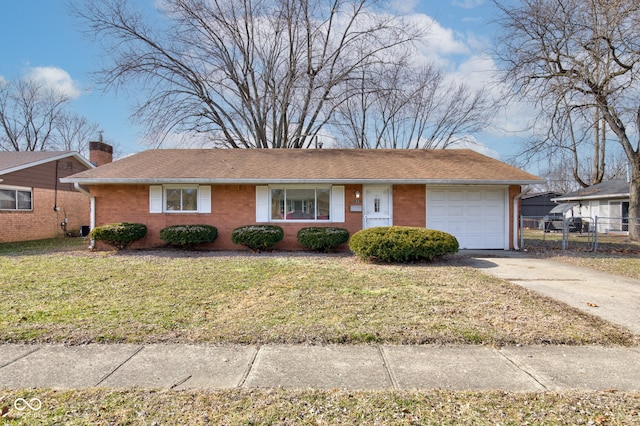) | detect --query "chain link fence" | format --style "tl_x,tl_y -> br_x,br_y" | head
519,215 -> 640,253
